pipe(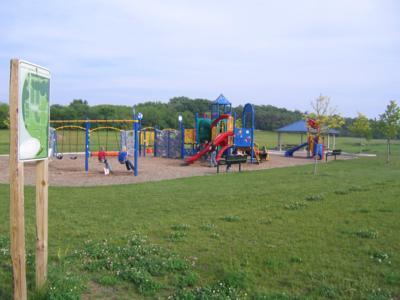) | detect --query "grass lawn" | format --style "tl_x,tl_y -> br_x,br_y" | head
0,151 -> 399,298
